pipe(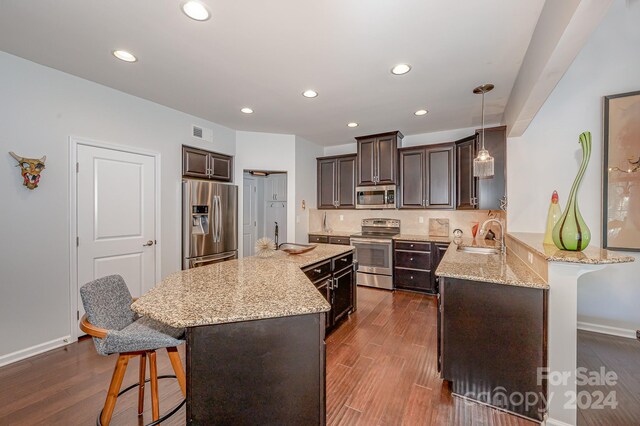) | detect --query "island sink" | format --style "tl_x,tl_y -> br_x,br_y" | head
456,245 -> 501,255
